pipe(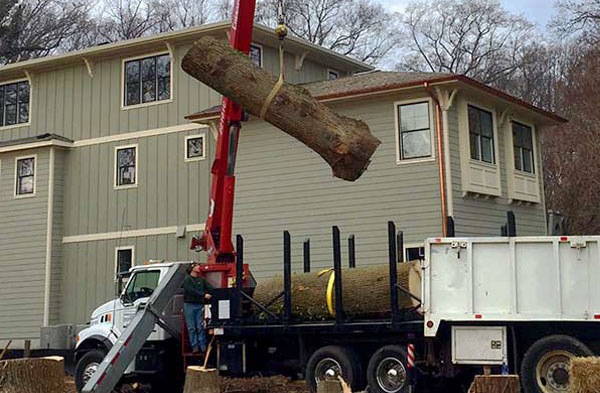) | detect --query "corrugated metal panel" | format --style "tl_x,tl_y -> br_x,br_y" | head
0,148 -> 49,345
